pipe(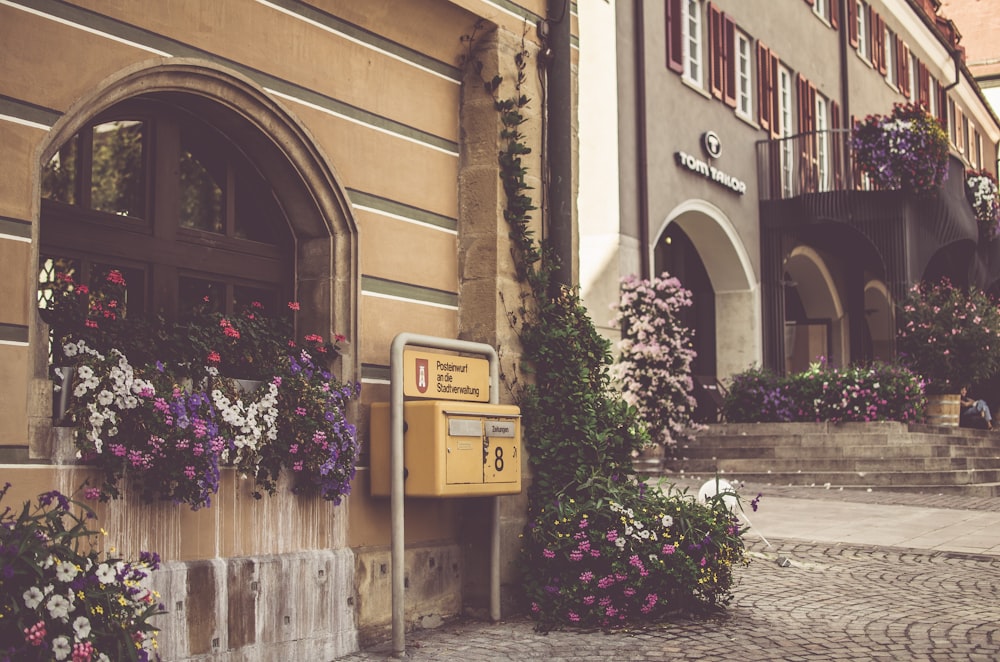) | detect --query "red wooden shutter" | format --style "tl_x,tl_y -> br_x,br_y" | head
666,0 -> 684,73
804,0 -> 815,5
709,3 -> 723,99
831,0 -> 840,29
848,0 -> 858,48
758,41 -> 772,132
917,61 -> 929,107
939,86 -> 949,127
